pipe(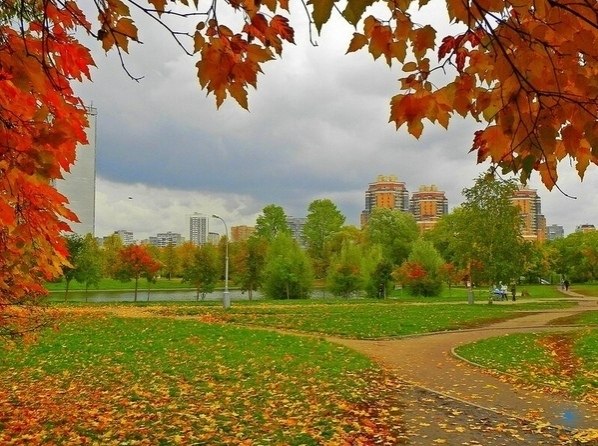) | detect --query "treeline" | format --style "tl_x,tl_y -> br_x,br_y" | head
59,175 -> 598,301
